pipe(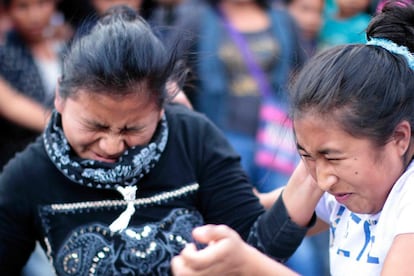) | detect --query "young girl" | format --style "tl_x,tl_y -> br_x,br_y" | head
171,2 -> 414,275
